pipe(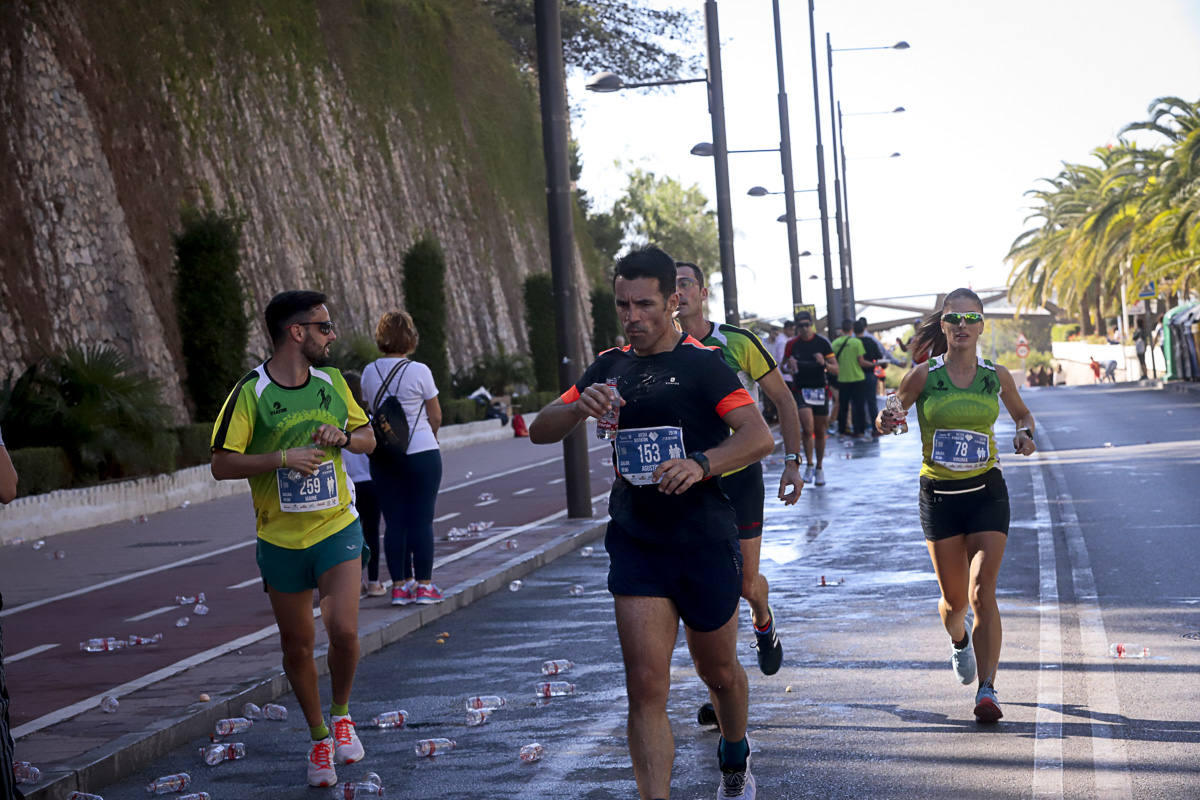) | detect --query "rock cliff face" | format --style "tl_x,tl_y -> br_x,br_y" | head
0,0 -> 592,420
